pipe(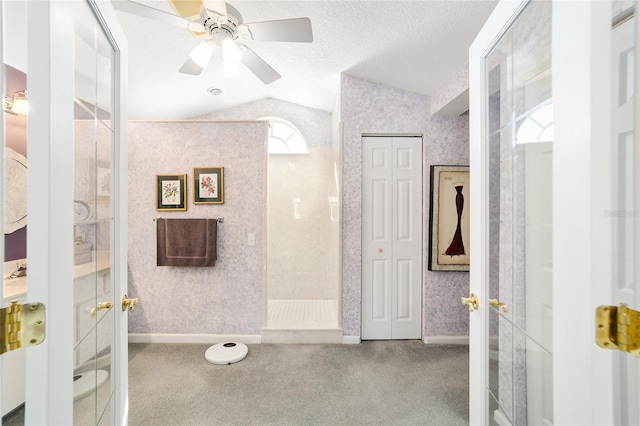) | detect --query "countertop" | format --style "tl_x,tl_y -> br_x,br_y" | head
3,251 -> 111,300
